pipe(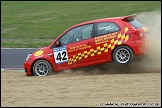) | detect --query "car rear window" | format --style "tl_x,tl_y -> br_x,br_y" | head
126,18 -> 144,28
